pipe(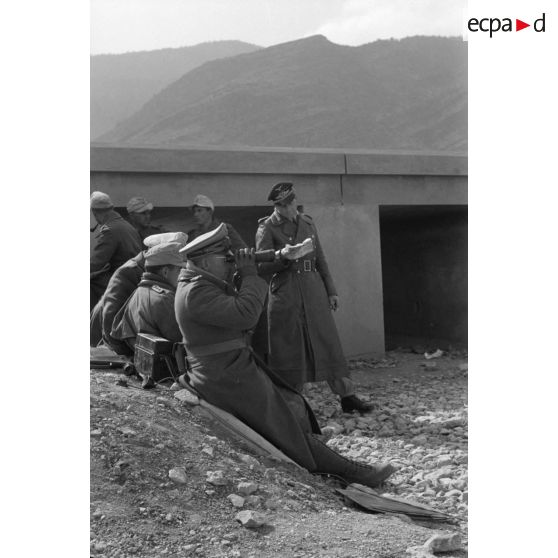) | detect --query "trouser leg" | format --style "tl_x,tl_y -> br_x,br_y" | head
327,376 -> 355,397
